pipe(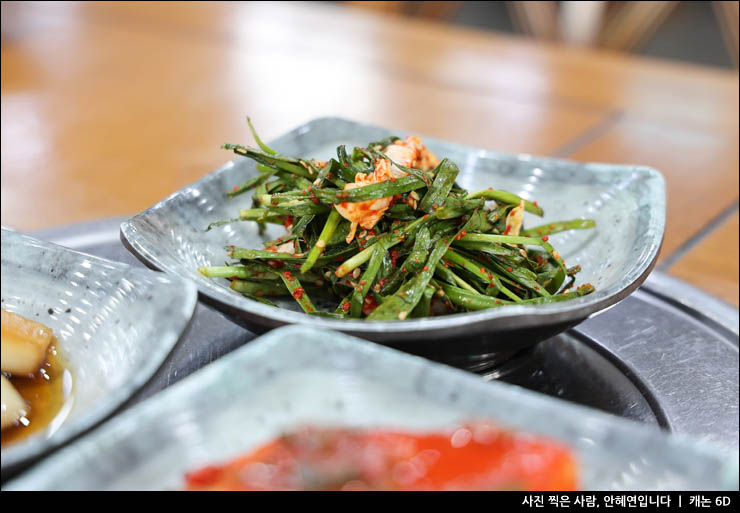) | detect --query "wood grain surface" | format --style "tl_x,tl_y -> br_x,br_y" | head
1,1 -> 738,306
